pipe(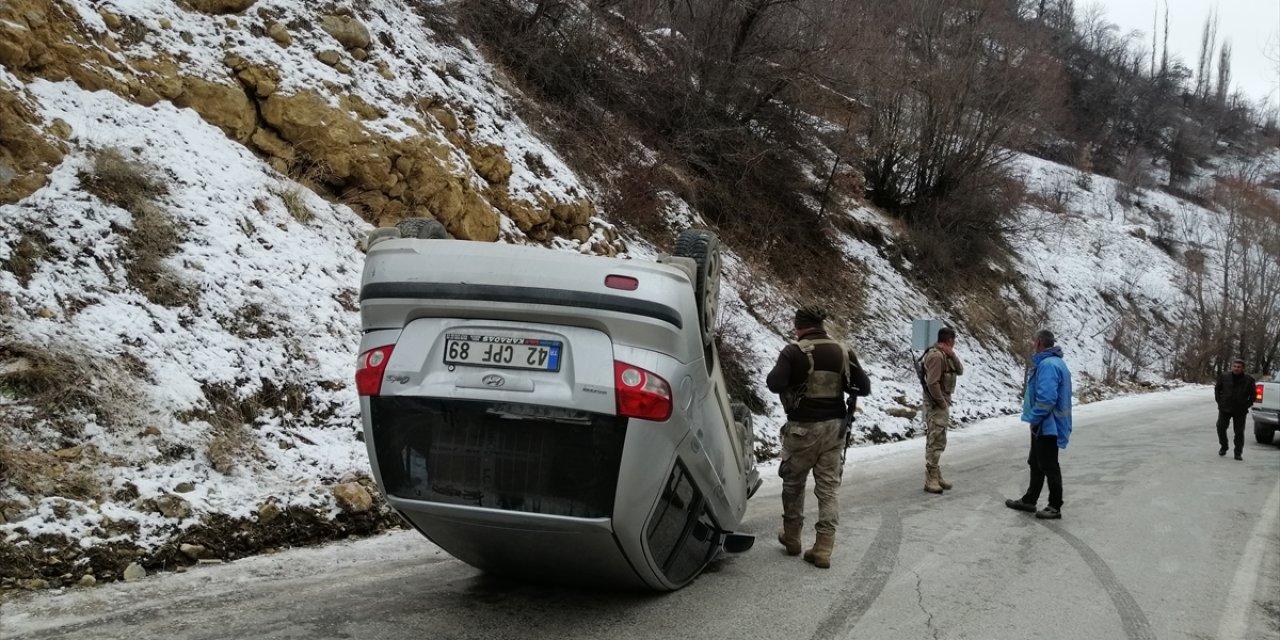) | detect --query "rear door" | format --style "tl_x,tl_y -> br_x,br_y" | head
367,318 -> 627,518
